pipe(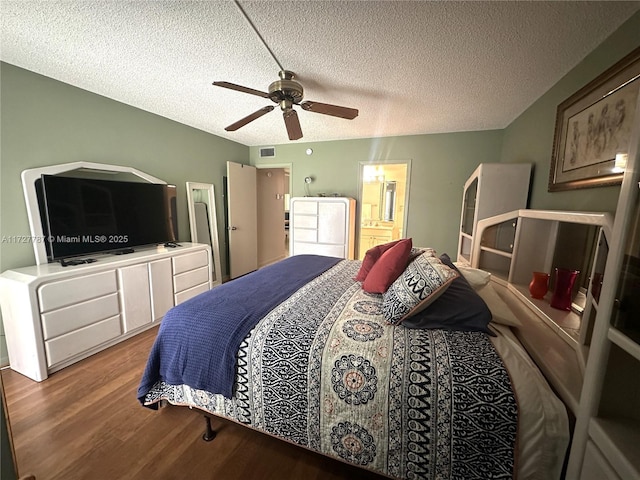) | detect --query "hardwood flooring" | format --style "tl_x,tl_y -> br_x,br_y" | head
2,327 -> 385,480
